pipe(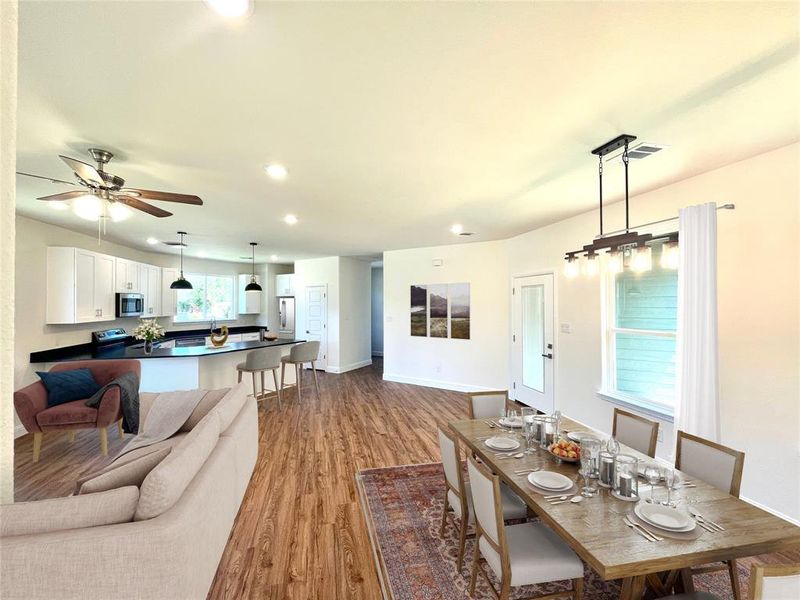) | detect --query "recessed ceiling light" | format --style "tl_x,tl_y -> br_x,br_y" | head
204,0 -> 252,18
146,237 -> 159,245
450,224 -> 464,235
265,164 -> 288,180
283,214 -> 298,225
270,254 -> 278,261
48,202 -> 69,211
